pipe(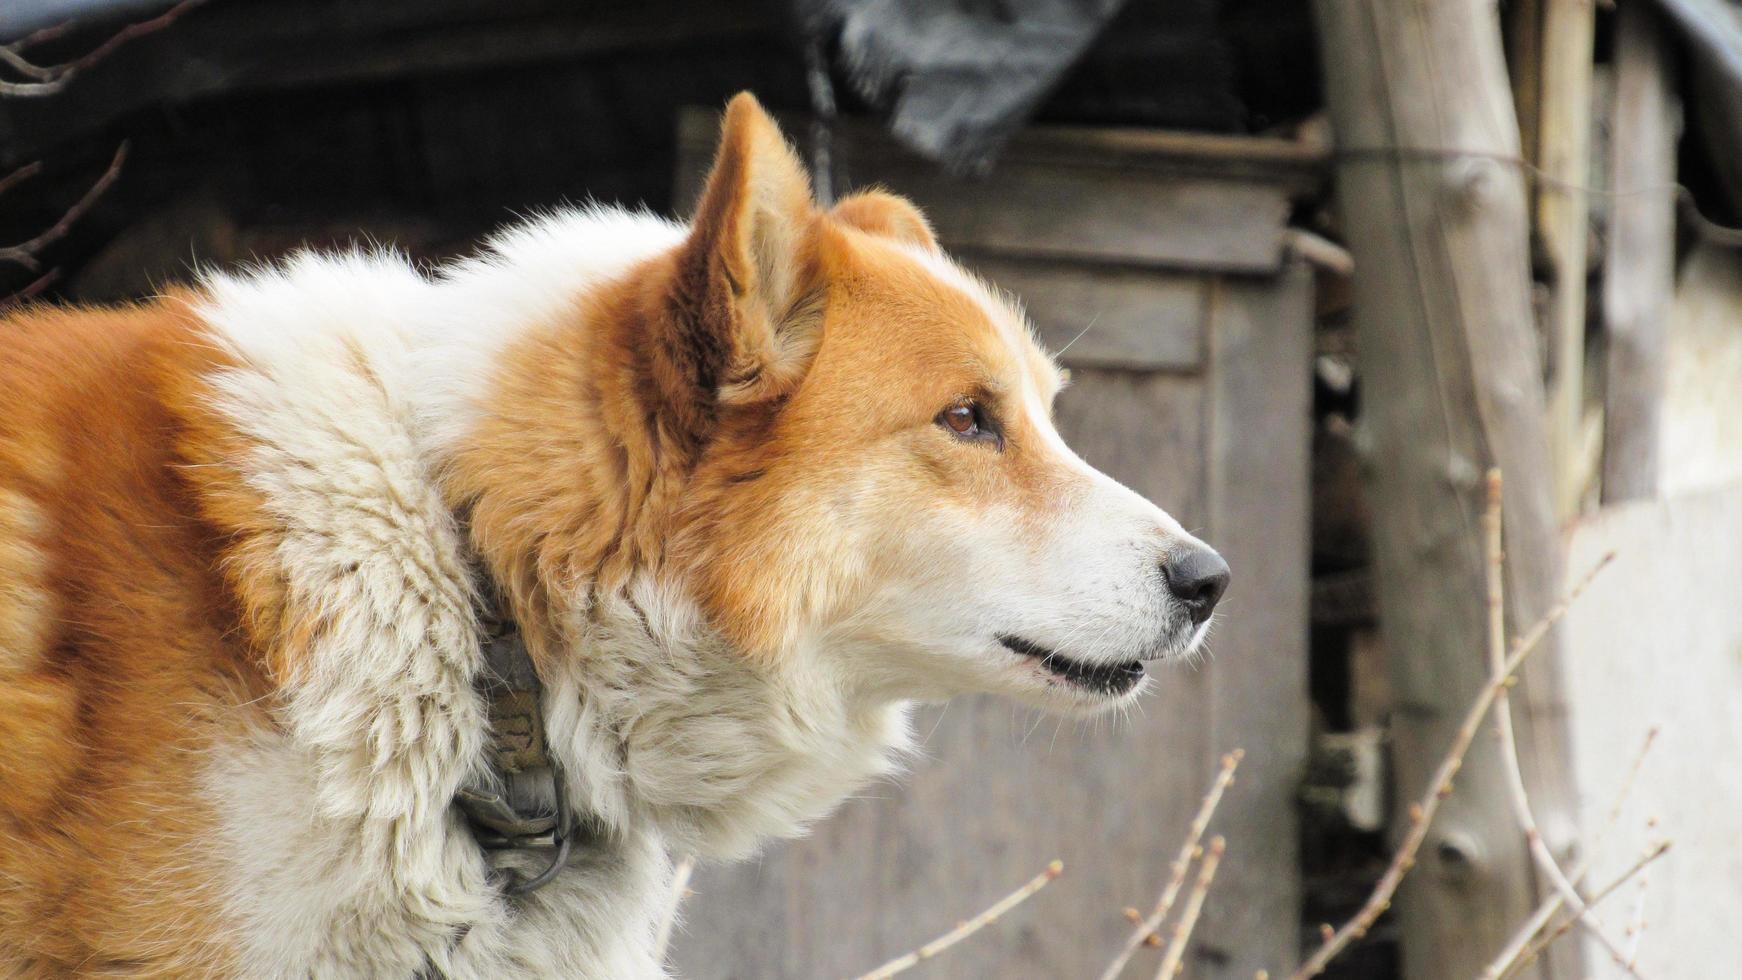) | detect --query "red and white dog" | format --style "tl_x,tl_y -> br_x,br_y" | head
0,94 -> 1226,977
